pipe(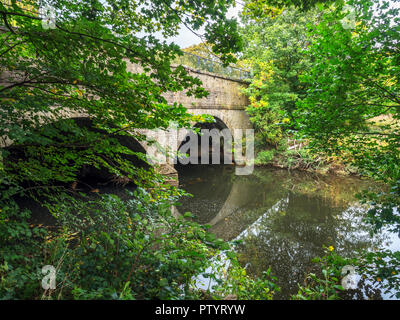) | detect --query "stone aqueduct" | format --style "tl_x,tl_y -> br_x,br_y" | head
1,60 -> 253,231
131,64 -> 252,183
1,60 -> 252,184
